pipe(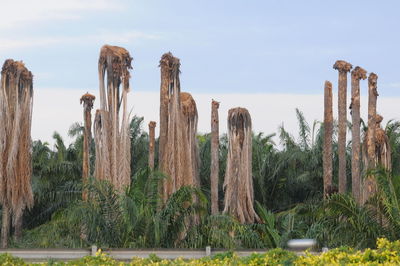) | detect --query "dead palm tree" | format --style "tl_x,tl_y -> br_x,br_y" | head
94,45 -> 132,191
323,81 -> 333,198
333,60 -> 352,194
350,67 -> 367,204
210,100 -> 220,214
80,92 -> 95,200
148,121 -> 156,170
158,53 -> 172,170
223,107 -> 260,224
362,73 -> 379,203
180,92 -> 200,187
158,53 -> 199,202
0,59 -> 34,247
